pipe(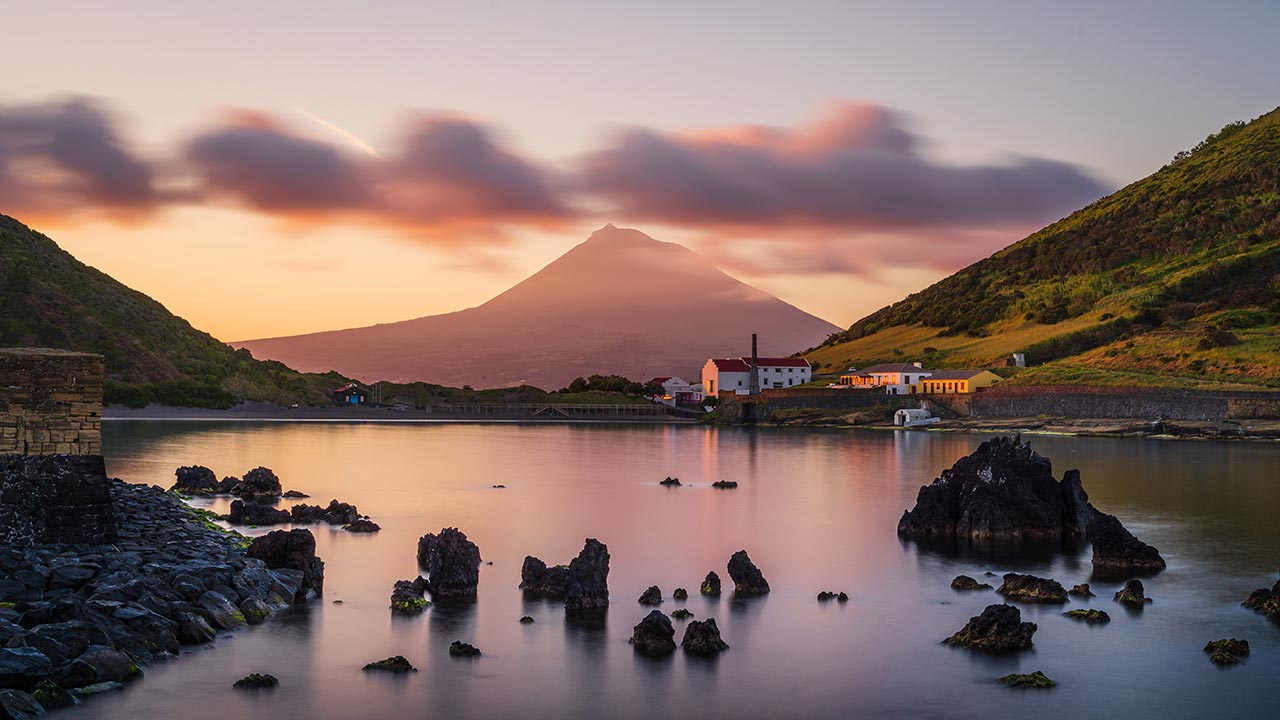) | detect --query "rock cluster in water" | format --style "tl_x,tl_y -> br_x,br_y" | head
232,673 -> 278,690
1063,609 -> 1111,624
1114,579 -> 1152,606
945,603 -> 1037,652
998,671 -> 1056,689
1204,639 -> 1249,666
659,477 -> 681,487
363,655 -> 417,673
0,482 -> 321,714
1241,579 -> 1279,620
520,539 -> 610,611
897,435 -> 1165,573
448,641 -> 481,657
726,551 -> 770,596
174,466 -> 376,533
416,528 -> 482,599
244,529 -> 325,602
996,573 -> 1068,604
389,578 -> 430,615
